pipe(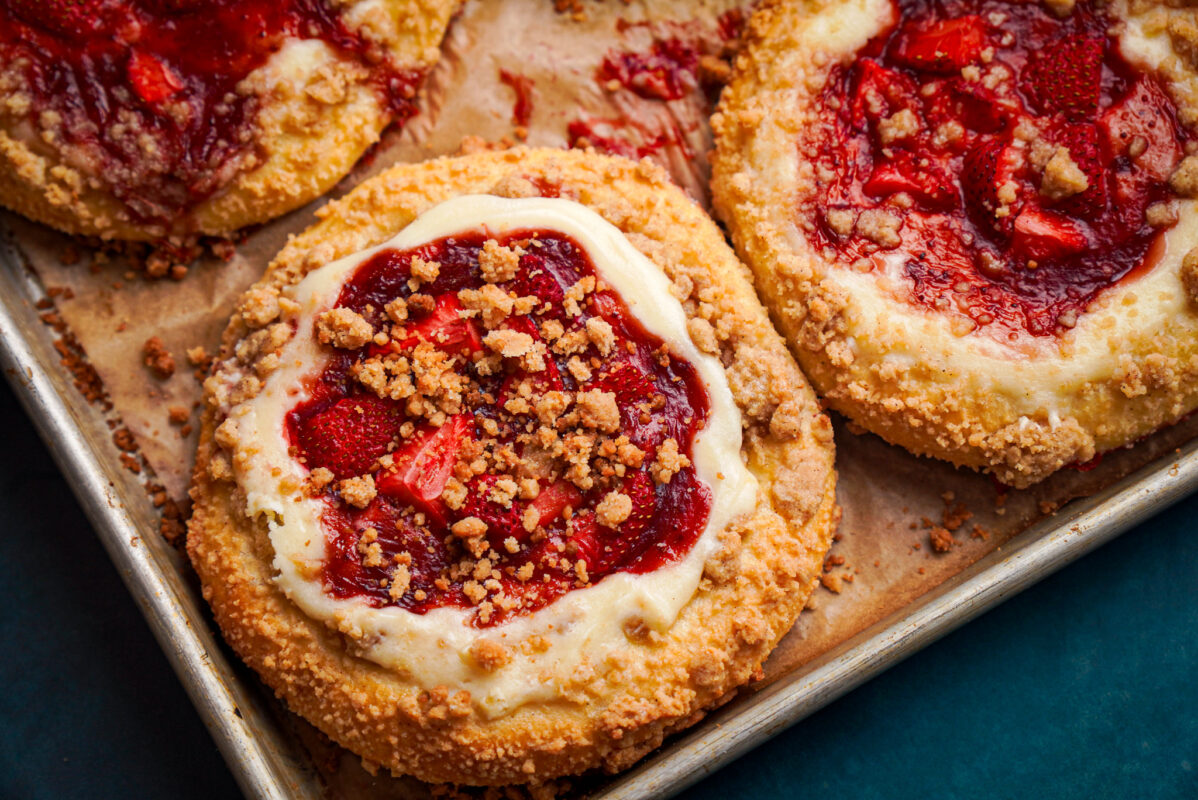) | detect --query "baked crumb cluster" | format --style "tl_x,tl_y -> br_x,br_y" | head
0,0 -> 421,225
803,0 -> 1197,336
270,229 -> 714,626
